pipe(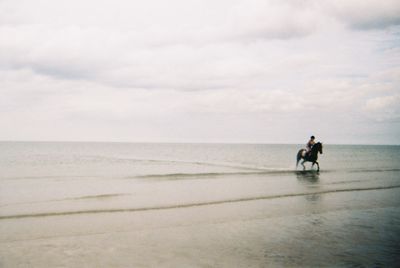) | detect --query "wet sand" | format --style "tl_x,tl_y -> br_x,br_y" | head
1,170 -> 400,267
